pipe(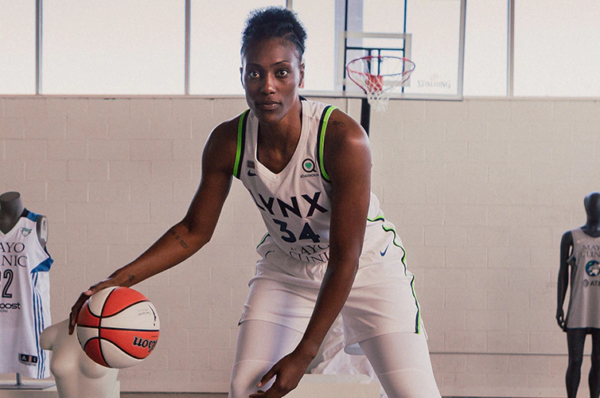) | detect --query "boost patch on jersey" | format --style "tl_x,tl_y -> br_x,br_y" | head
19,354 -> 38,366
